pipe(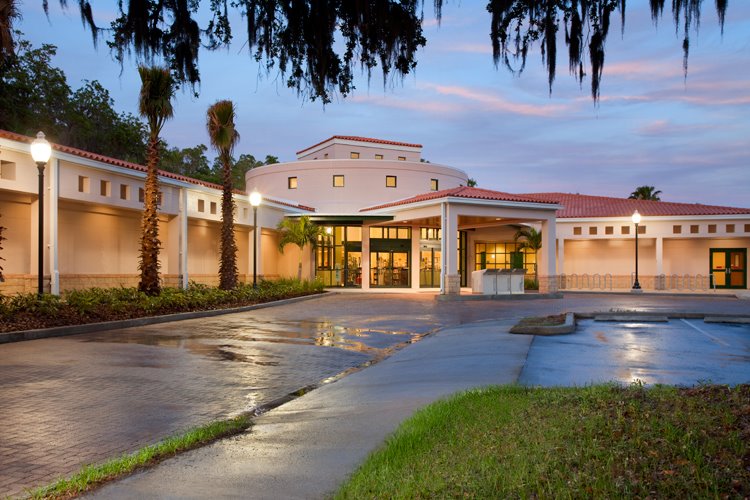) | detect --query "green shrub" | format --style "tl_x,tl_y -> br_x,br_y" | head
524,278 -> 539,290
